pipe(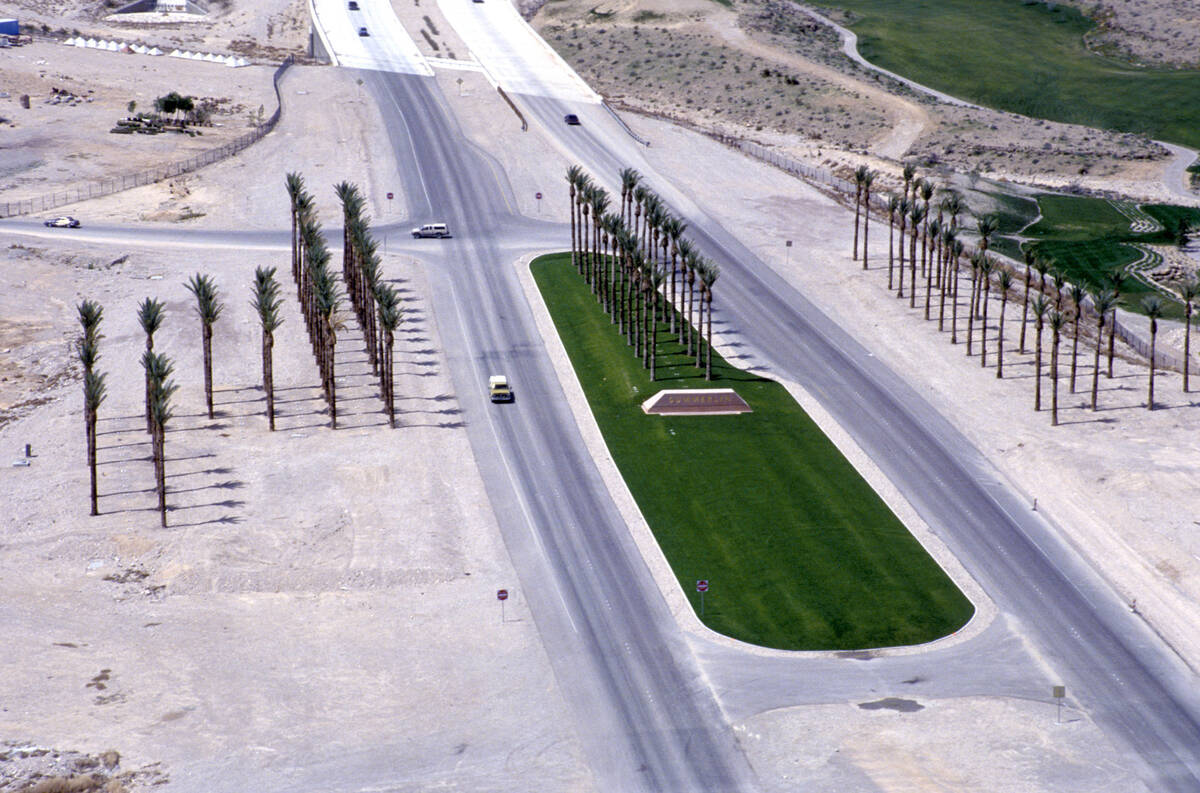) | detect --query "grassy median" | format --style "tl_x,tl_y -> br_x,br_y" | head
532,253 -> 973,650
